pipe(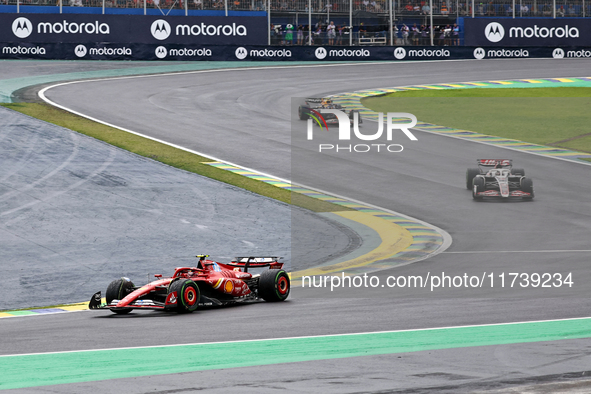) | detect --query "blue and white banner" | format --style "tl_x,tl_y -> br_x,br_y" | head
0,13 -> 267,45
464,18 -> 591,47
0,43 -> 589,61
